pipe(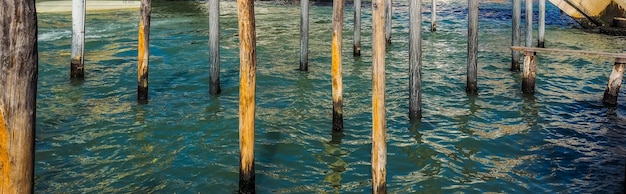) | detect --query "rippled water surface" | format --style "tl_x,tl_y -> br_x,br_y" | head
36,1 -> 626,193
